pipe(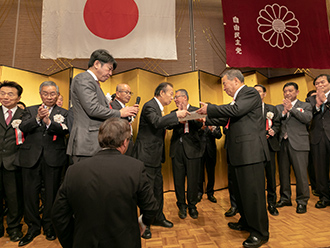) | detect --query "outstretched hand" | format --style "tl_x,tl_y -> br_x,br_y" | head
196,102 -> 208,115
